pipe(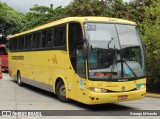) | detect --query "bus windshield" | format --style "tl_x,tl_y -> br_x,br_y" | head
0,46 -> 7,55
84,23 -> 145,81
